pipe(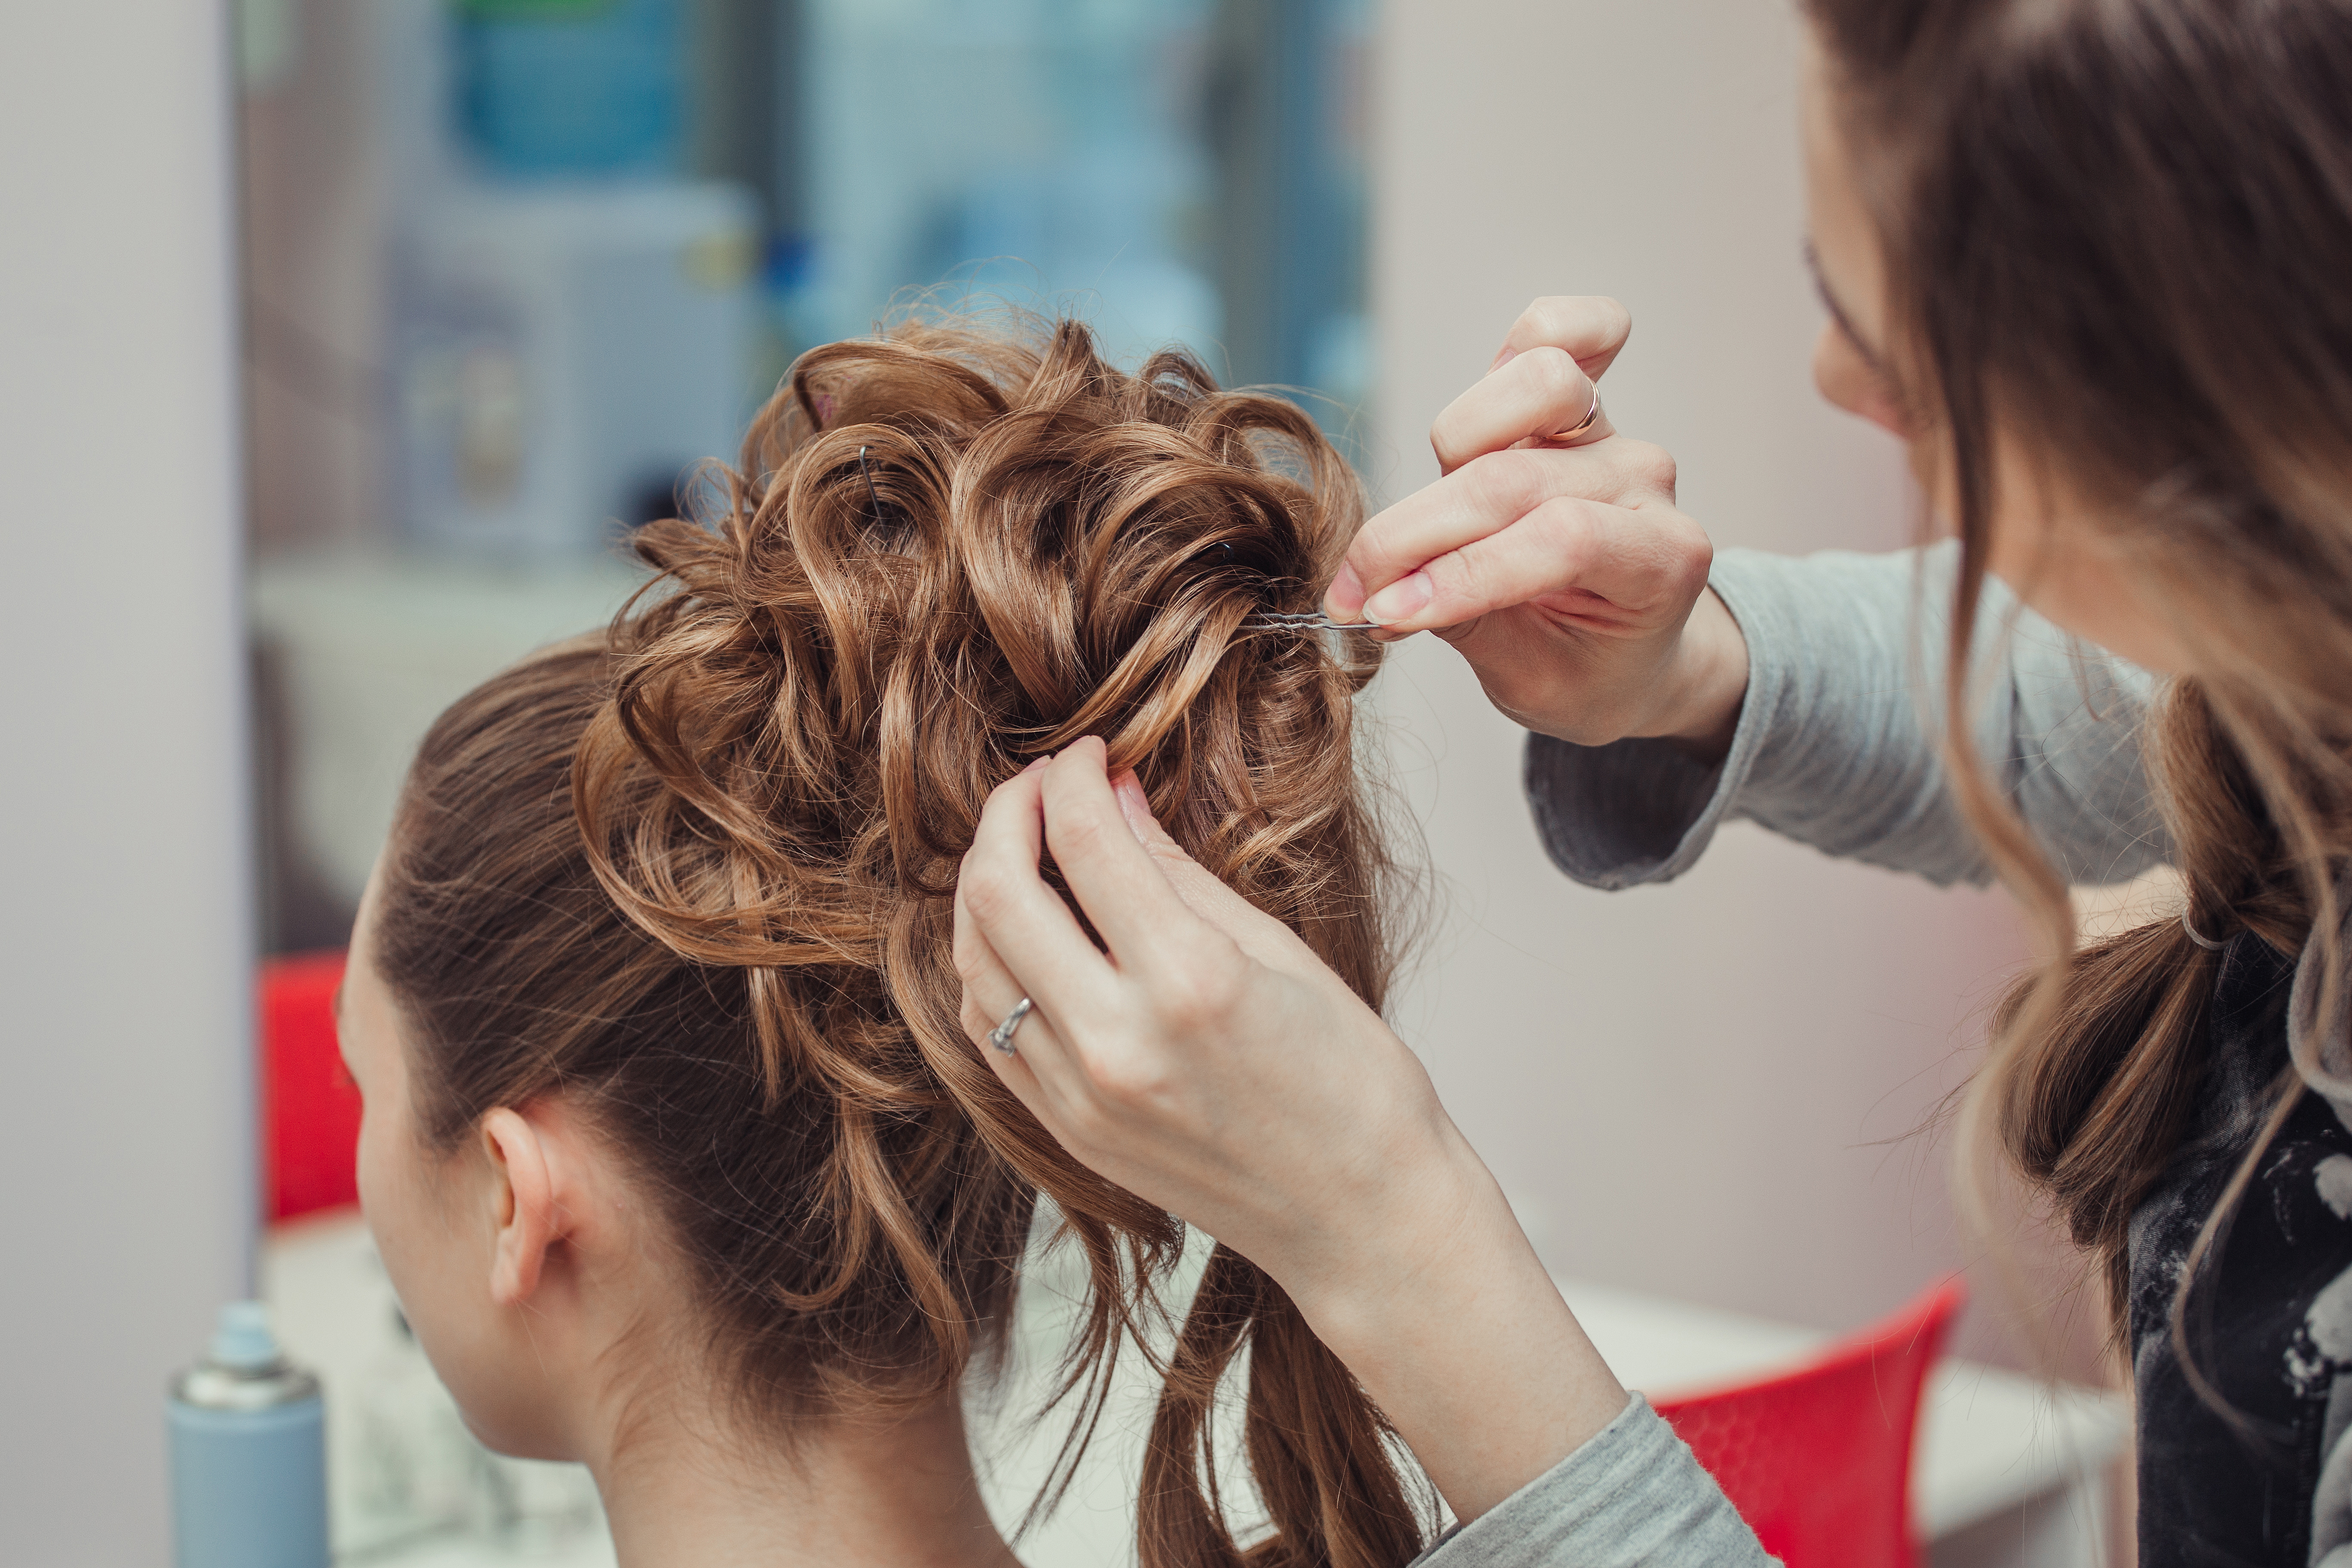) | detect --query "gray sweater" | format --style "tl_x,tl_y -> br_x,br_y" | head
1418,542 -> 2162,1568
